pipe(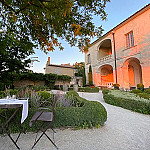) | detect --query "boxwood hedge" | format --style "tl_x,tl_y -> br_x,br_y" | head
68,87 -> 99,93
103,90 -> 150,114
